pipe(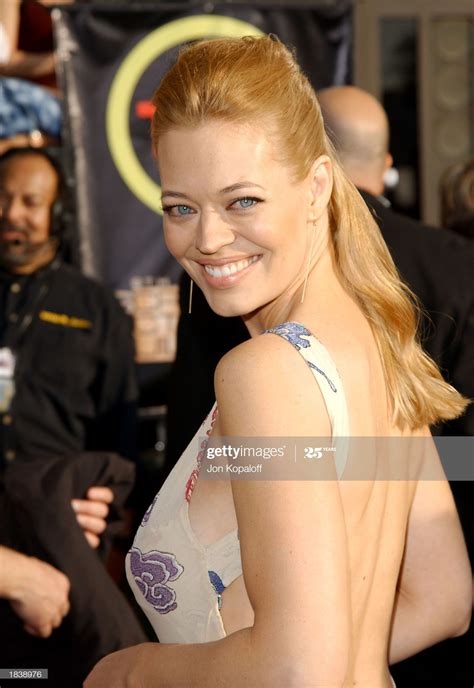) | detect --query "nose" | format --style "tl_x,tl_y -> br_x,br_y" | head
196,210 -> 235,255
1,197 -> 24,226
